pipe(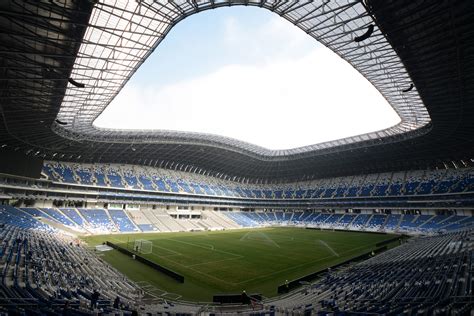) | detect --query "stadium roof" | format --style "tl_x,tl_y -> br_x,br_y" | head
0,0 -> 473,183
